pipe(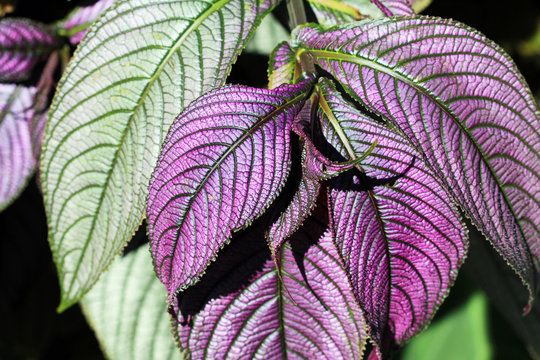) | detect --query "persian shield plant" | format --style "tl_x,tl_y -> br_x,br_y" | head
1,0 -> 537,358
